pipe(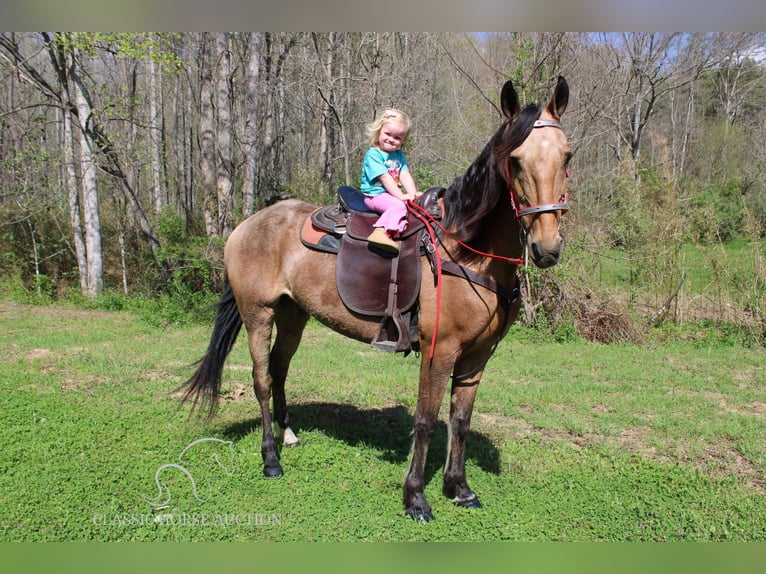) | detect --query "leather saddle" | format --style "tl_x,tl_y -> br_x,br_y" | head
301,186 -> 444,354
